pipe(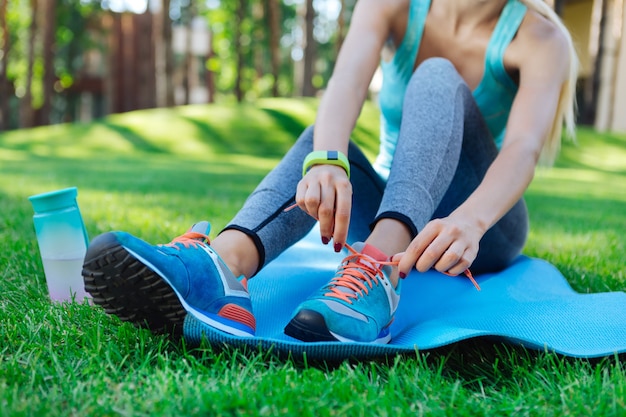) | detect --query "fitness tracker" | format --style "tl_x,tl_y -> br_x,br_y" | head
302,150 -> 350,178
